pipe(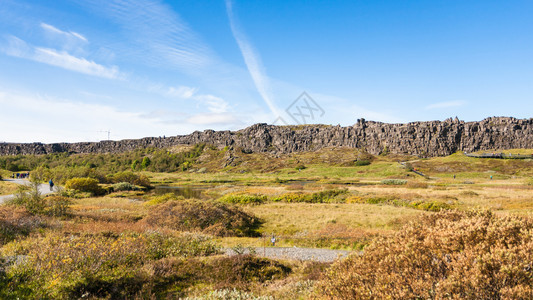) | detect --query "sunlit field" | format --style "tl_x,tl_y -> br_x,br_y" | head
1,147 -> 532,298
